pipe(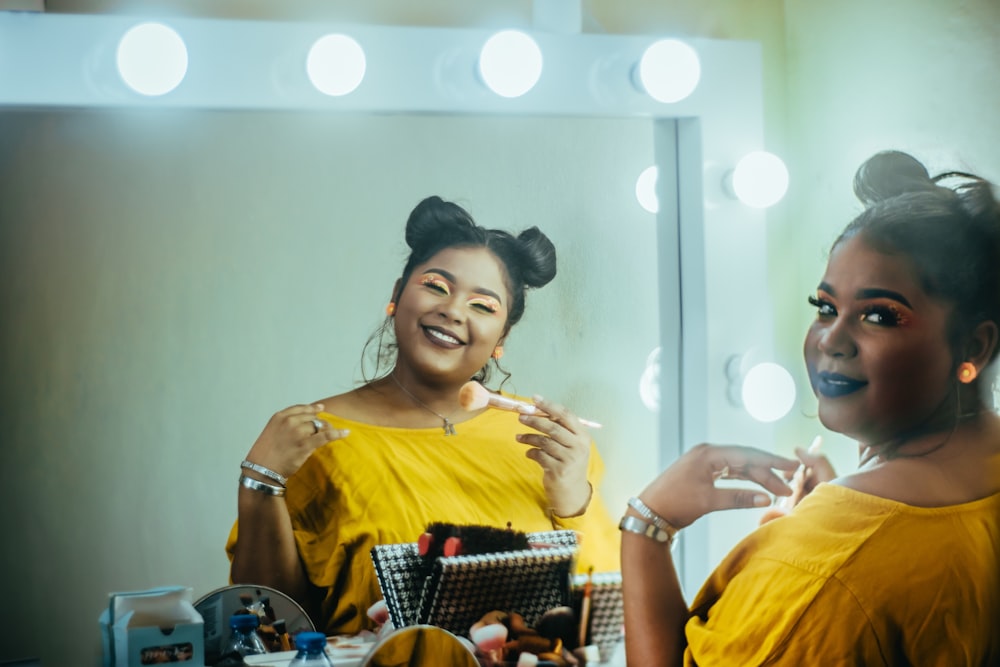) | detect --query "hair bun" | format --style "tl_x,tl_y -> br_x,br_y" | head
404,195 -> 476,252
853,150 -> 937,205
514,226 -> 557,289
